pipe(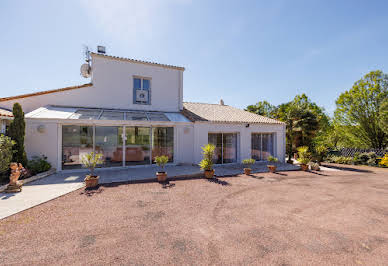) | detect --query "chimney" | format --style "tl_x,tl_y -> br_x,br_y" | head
97,45 -> 106,54
220,99 -> 225,106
